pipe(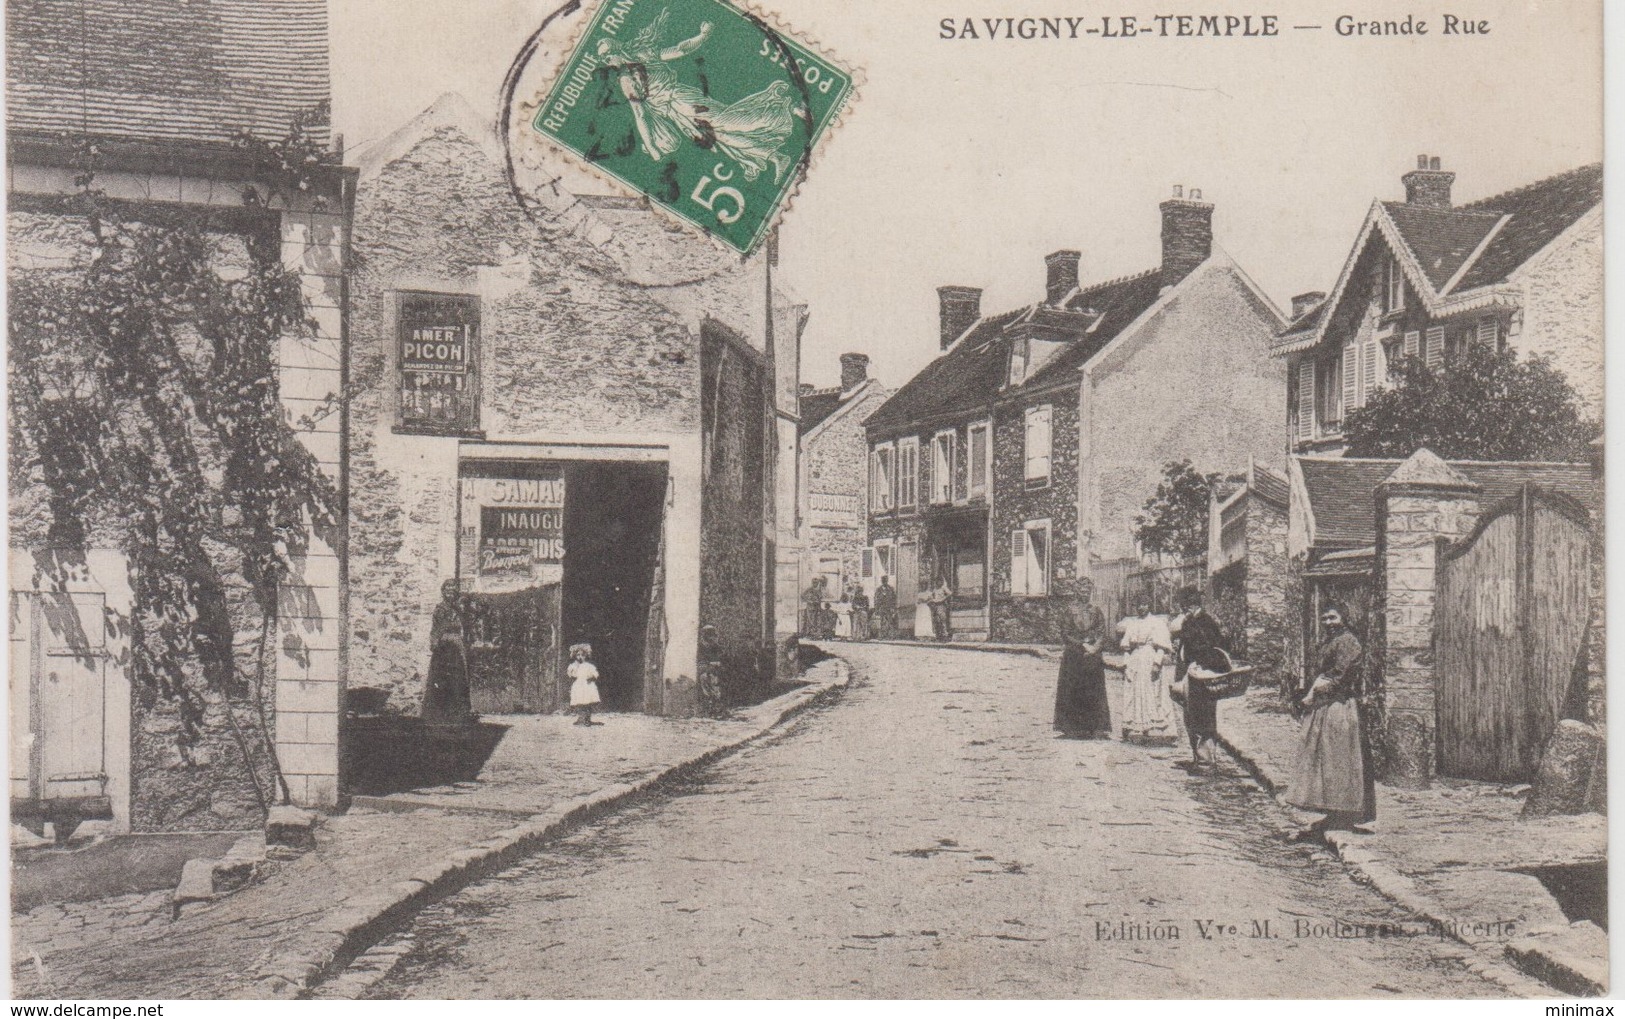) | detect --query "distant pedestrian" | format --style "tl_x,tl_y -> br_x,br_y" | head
872,577 -> 897,639
422,579 -> 472,723
568,643 -> 603,726
1174,587 -> 1225,769
928,581 -> 952,641
1286,603 -> 1375,839
1053,579 -> 1111,739
849,582 -> 871,641
801,576 -> 828,636
697,625 -> 725,717
1118,595 -> 1177,744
